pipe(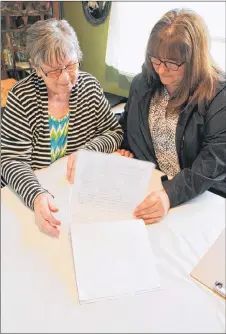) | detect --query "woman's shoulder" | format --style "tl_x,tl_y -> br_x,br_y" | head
78,71 -> 101,88
129,70 -> 155,98
200,78 -> 226,118
129,63 -> 159,93
10,72 -> 40,97
210,78 -> 226,105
